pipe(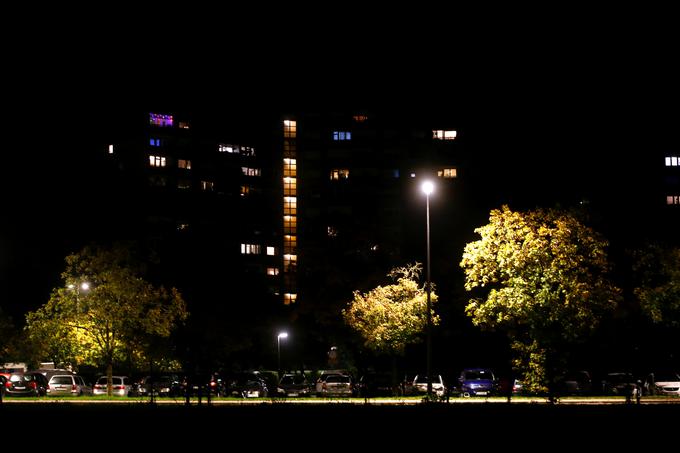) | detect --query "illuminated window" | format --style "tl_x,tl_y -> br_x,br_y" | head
283,216 -> 297,234
353,114 -> 368,122
283,293 -> 297,305
283,254 -> 297,272
284,120 -> 297,138
178,159 -> 191,170
108,144 -> 114,154
666,156 -> 680,166
177,223 -> 189,231
242,167 -> 261,177
200,180 -> 215,191
267,267 -> 280,276
178,121 -> 190,129
267,246 -> 276,256
241,146 -> 255,157
241,243 -> 261,254
240,185 -> 250,196
283,140 -> 296,158
283,235 -> 297,254
283,177 -> 297,196
283,197 -> 297,215
330,169 -> 350,180
178,179 -> 191,189
149,113 -> 173,127
283,158 -> 297,177
333,131 -> 352,141
150,138 -> 161,147
219,144 -> 236,153
410,172 -> 416,178
432,130 -> 457,140
667,195 -> 680,205
327,226 -> 338,238
149,155 -> 166,167
437,168 -> 457,178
